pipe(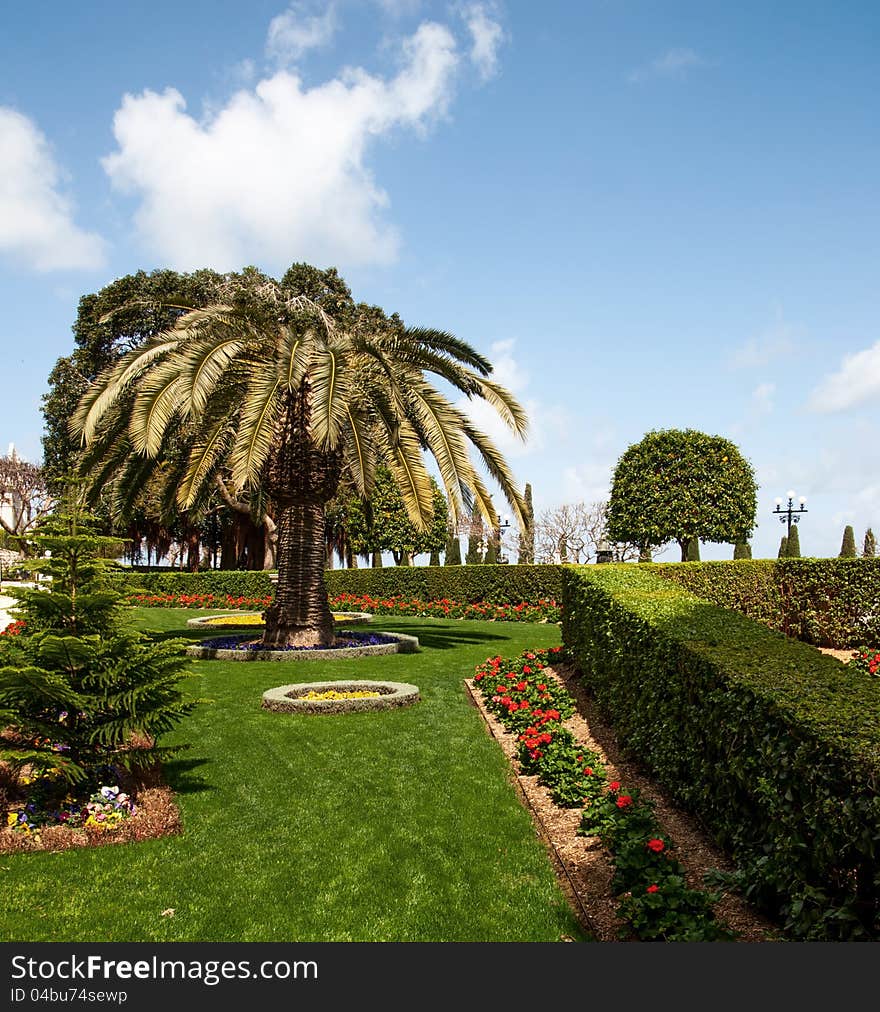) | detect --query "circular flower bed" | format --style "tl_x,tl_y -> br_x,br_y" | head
261,680 -> 420,714
186,629 -> 419,661
186,611 -> 372,629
